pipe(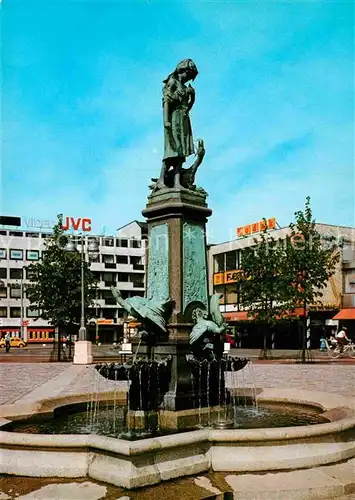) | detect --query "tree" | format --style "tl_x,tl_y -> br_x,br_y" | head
239,222 -> 292,359
26,214 -> 98,336
284,197 -> 339,362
